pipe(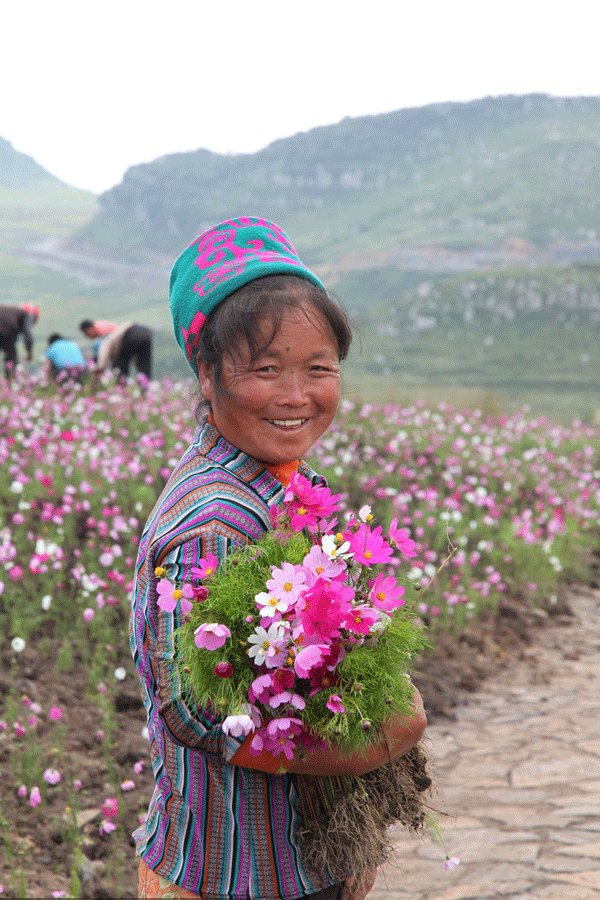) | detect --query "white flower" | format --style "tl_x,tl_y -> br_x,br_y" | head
321,533 -> 353,561
114,667 -> 127,681
11,637 -> 26,653
358,504 -> 372,522
41,595 -> 52,611
222,714 -> 255,737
